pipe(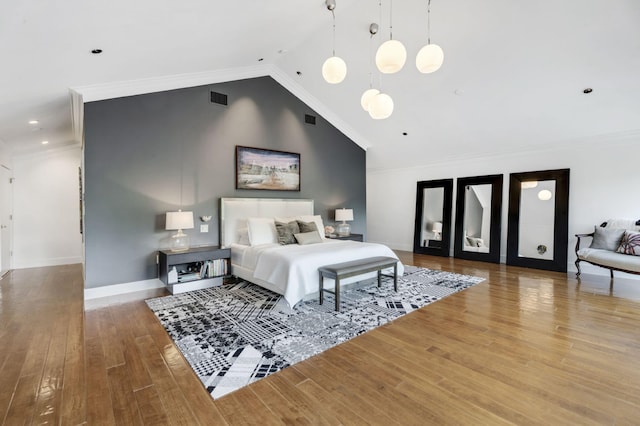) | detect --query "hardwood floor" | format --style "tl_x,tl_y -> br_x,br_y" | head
1,253 -> 640,425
